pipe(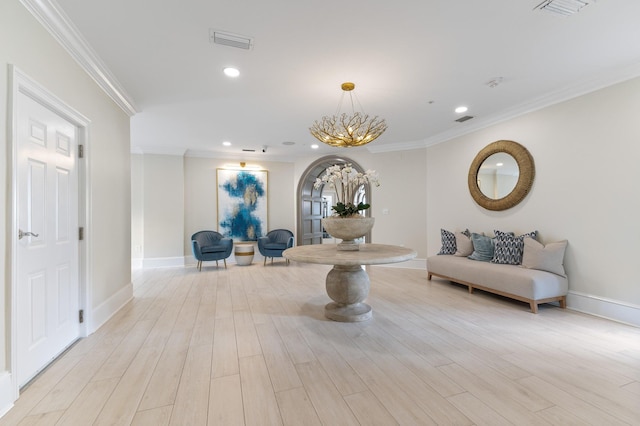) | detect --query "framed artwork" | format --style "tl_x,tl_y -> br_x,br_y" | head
217,169 -> 268,241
